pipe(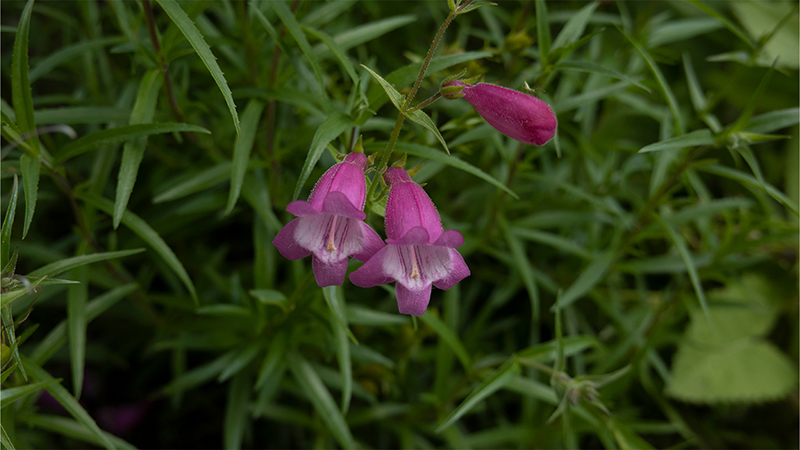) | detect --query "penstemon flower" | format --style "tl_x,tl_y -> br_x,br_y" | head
273,152 -> 384,287
442,80 -> 557,146
350,167 -> 470,316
